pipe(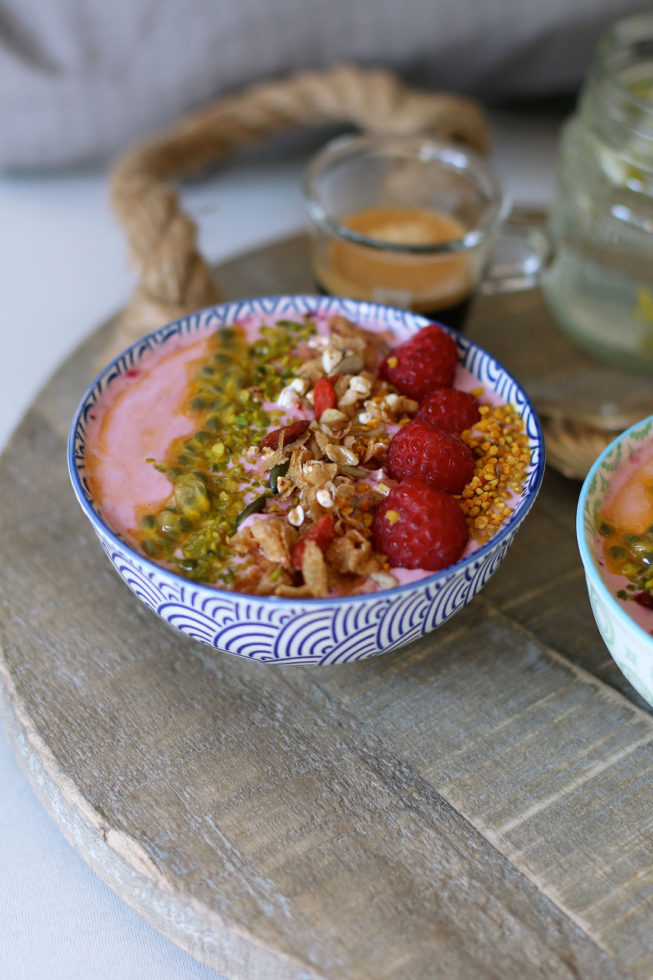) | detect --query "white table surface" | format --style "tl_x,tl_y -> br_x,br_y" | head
0,108 -> 561,980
